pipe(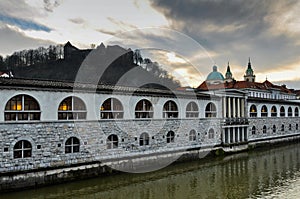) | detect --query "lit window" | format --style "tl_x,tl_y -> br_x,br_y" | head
5,95 -> 40,121
271,106 -> 277,117
139,132 -> 150,146
250,105 -> 257,117
163,101 -> 178,118
14,140 -> 32,159
65,137 -> 80,153
135,99 -> 153,118
58,97 -> 86,120
107,134 -> 118,149
189,129 -> 197,141
186,102 -> 199,118
261,105 -> 268,117
205,102 -> 217,118
166,131 -> 175,143
101,98 -> 123,119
